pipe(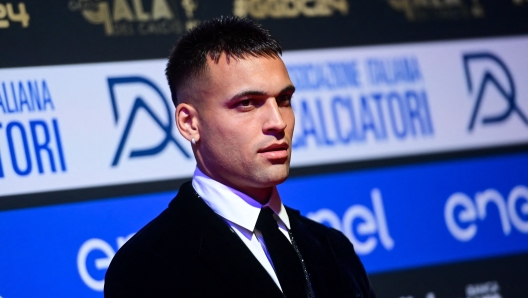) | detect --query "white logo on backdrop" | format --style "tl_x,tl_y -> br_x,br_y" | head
445,185 -> 528,241
307,188 -> 394,255
466,280 -> 501,298
77,234 -> 134,291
